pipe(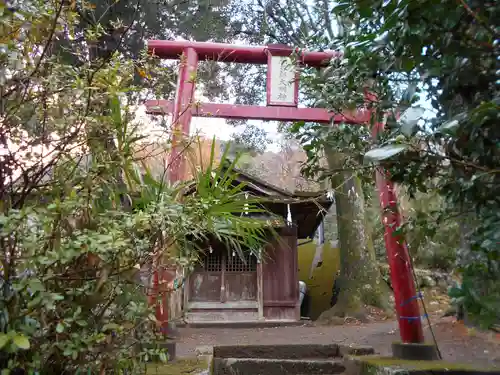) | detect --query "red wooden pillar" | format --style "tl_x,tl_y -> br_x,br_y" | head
157,267 -> 170,335
372,120 -> 424,343
168,47 -> 199,182
156,47 -> 198,334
